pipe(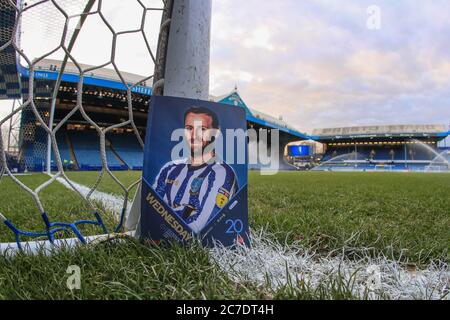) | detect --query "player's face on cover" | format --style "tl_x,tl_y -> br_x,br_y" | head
184,113 -> 215,156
